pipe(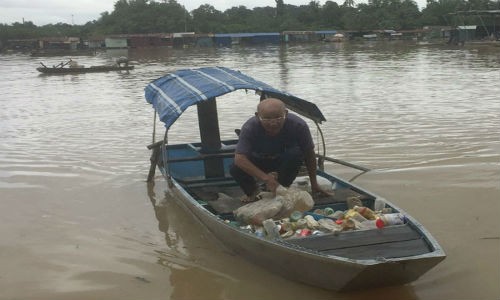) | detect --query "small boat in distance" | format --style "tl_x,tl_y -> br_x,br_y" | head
144,67 -> 445,291
324,33 -> 346,42
36,58 -> 134,74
